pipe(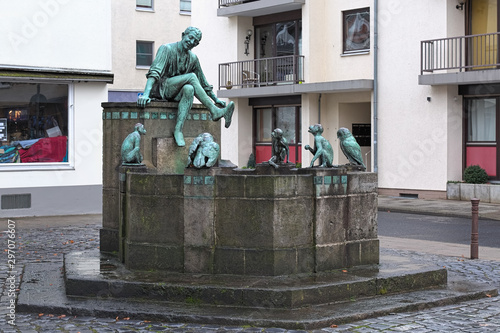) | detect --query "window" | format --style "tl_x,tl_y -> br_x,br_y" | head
136,0 -> 153,10
136,41 -> 154,67
180,0 -> 191,14
0,82 -> 69,165
468,99 -> 496,142
343,8 -> 370,53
